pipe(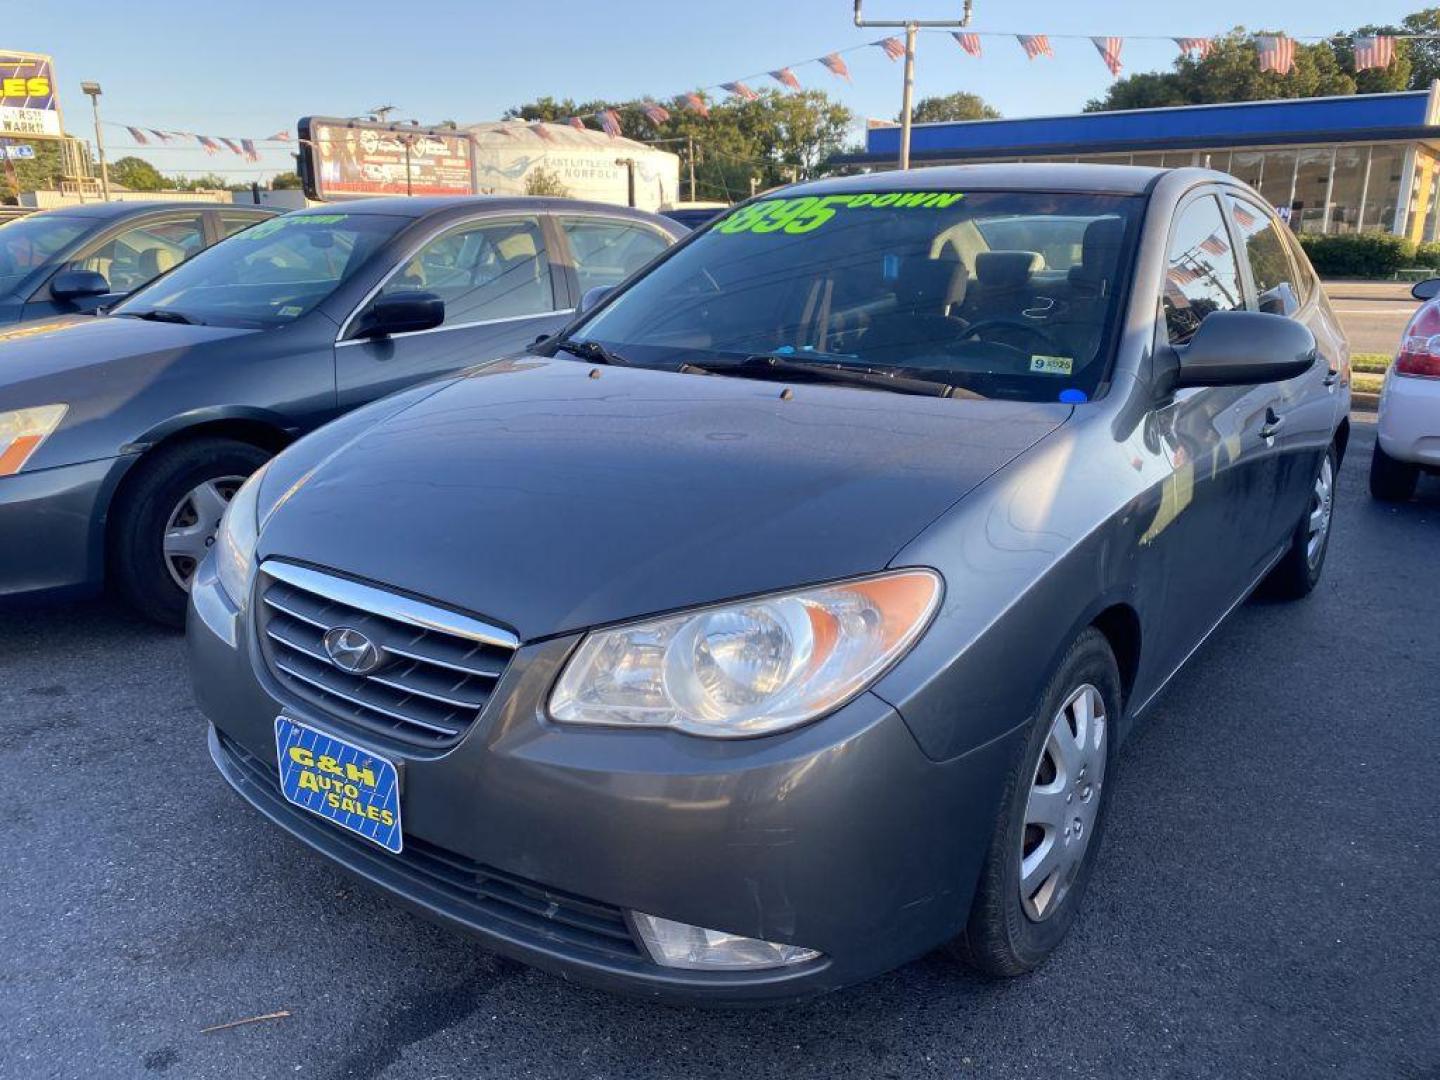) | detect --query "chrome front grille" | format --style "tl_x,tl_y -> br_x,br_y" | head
256,561 -> 518,750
